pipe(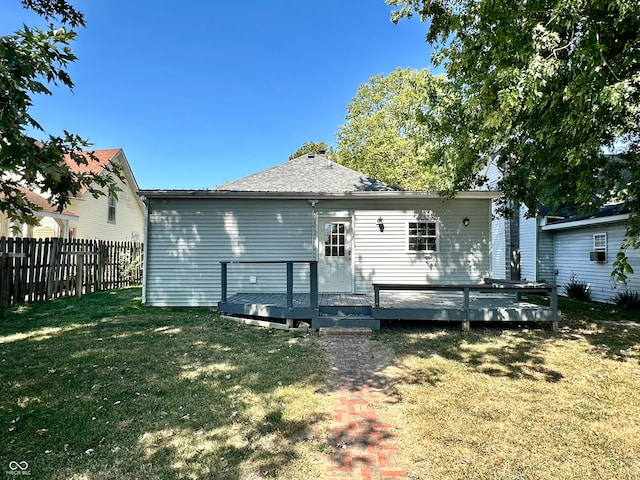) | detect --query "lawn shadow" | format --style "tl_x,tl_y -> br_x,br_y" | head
524,295 -> 640,363
558,317 -> 640,363
375,321 -> 565,390
1,288 -> 331,479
